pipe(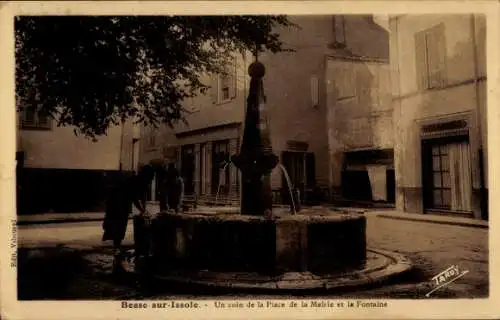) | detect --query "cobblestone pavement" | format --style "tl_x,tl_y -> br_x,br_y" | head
359,213 -> 488,298
17,213 -> 489,299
